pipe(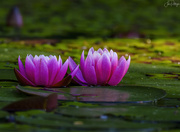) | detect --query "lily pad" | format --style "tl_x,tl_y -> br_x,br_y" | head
122,63 -> 180,98
0,87 -> 28,102
0,62 -> 18,69
56,105 -> 180,123
16,85 -> 166,103
112,106 -> 180,123
0,123 -> 62,132
13,112 -> 174,131
0,81 -> 18,88
0,111 -> 9,118
0,69 -> 17,81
